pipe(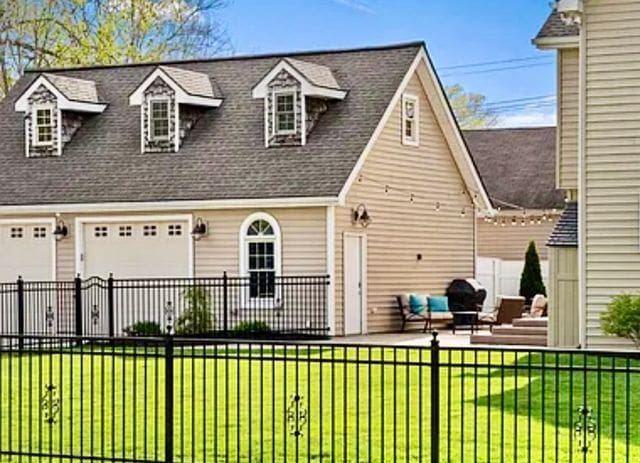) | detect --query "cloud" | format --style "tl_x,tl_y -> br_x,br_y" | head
328,0 -> 376,14
495,107 -> 557,128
